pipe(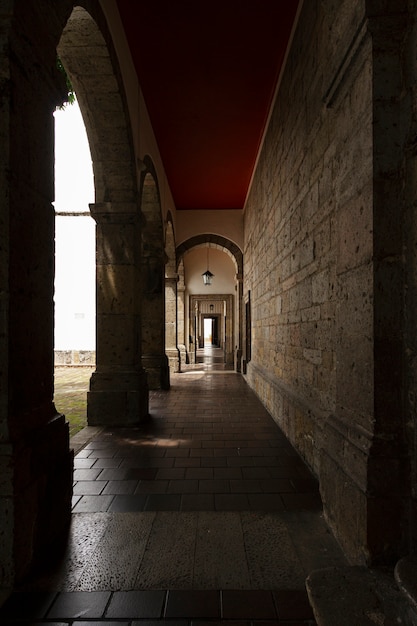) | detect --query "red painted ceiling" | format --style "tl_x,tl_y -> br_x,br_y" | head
116,1 -> 299,210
